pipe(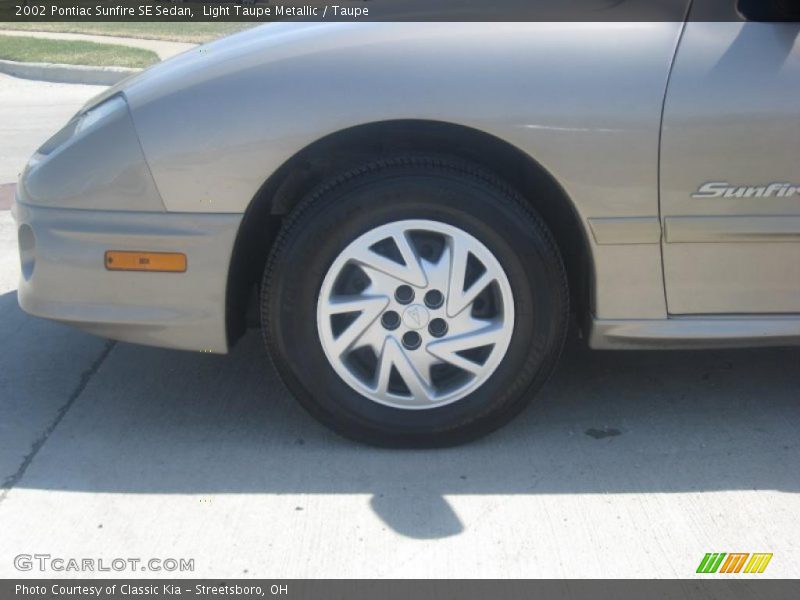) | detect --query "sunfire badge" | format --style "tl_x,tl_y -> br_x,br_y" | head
693,182 -> 800,199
